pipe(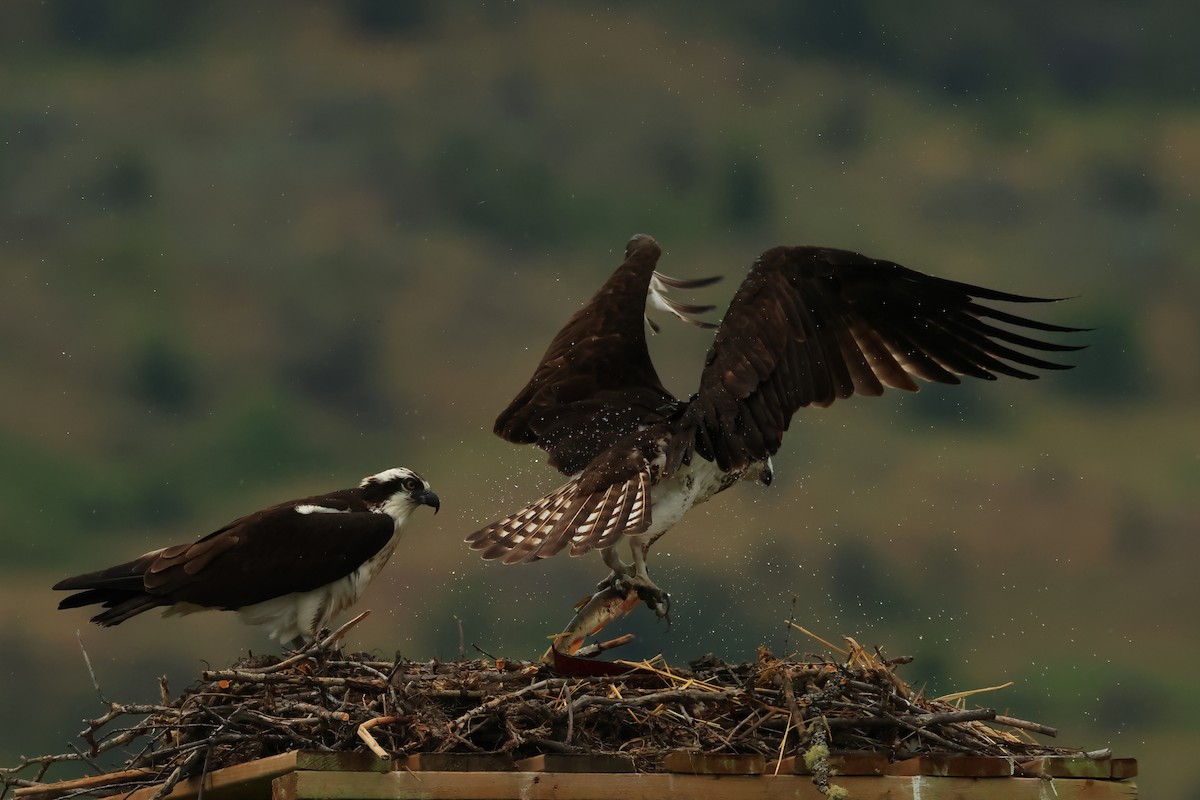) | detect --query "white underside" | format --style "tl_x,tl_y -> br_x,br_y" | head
604,456 -> 749,578
643,457 -> 731,539
242,532 -> 403,644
